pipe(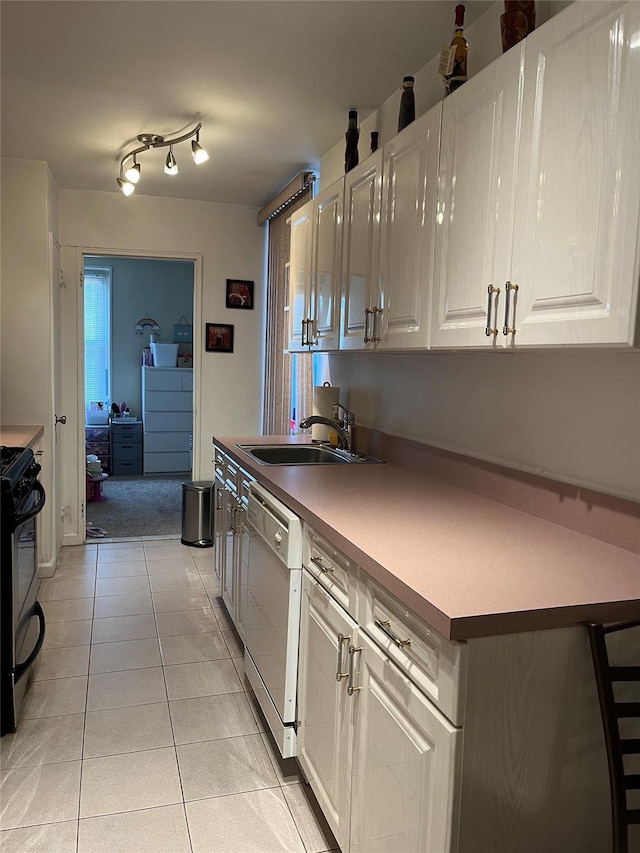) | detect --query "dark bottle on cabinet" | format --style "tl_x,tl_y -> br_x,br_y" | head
370,131 -> 379,154
445,5 -> 468,95
344,110 -> 359,173
397,76 -> 415,132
